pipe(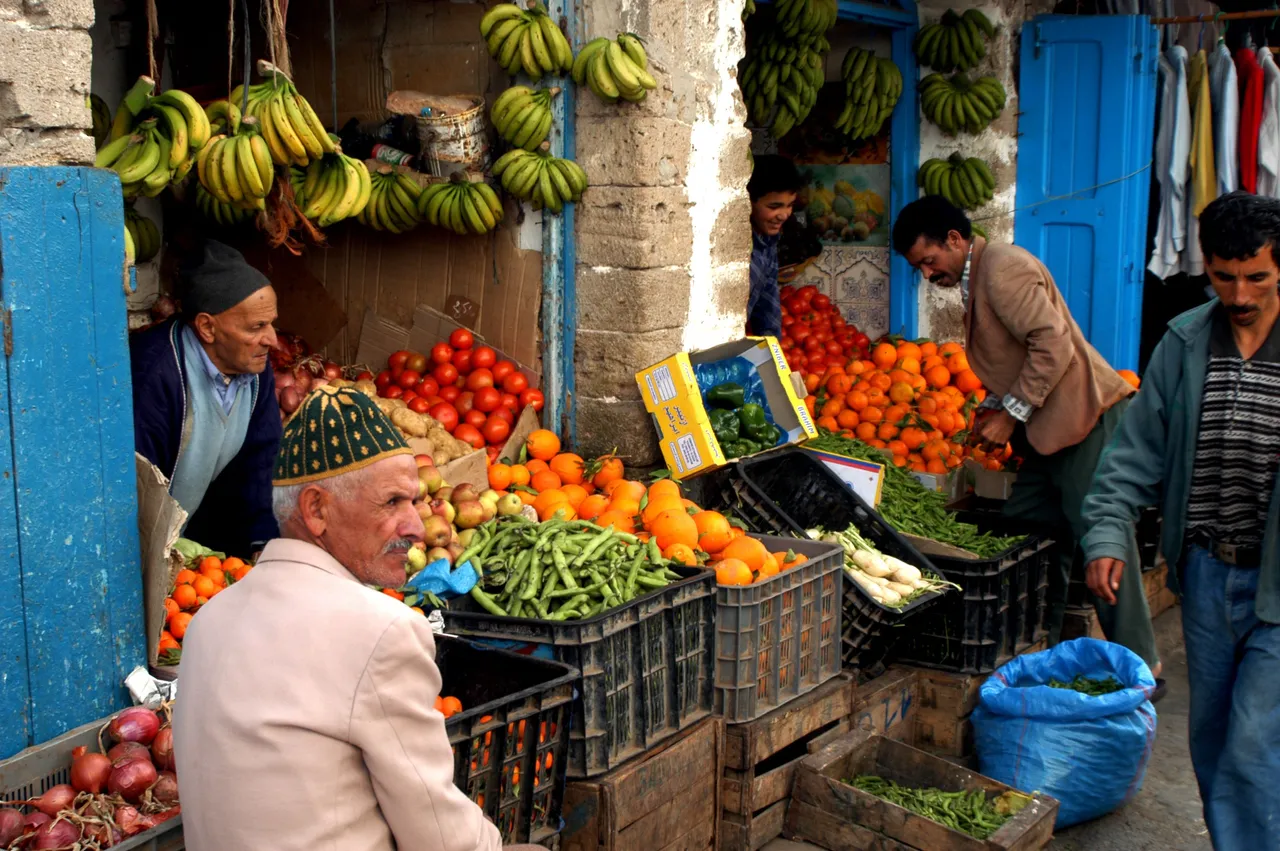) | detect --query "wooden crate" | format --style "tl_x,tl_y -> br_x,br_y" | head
1062,562 -> 1176,642
720,673 -> 855,851
560,716 -> 725,851
850,667 -> 918,741
785,730 -> 1059,851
